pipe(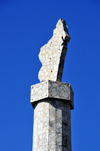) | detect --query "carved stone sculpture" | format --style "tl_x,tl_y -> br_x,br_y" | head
38,18 -> 70,82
